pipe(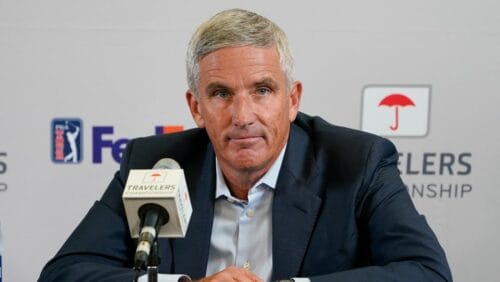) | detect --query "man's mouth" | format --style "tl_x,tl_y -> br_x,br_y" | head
227,134 -> 263,146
